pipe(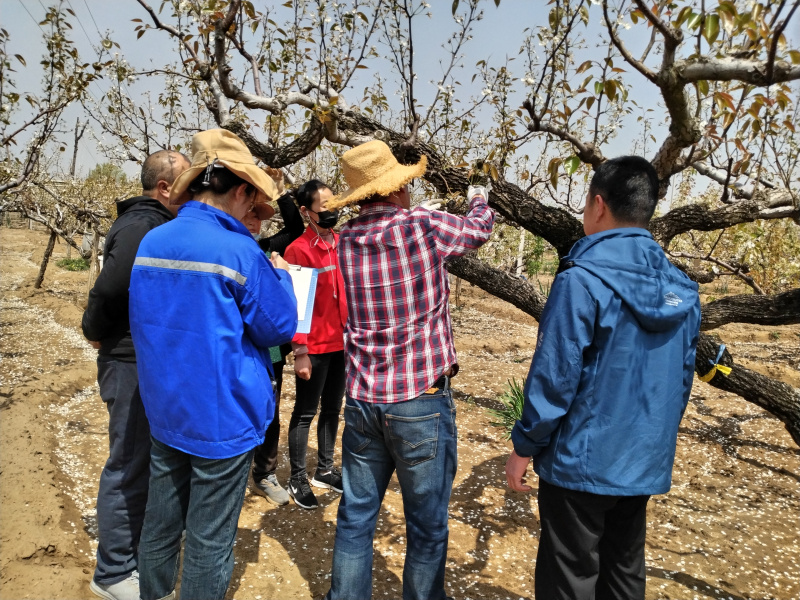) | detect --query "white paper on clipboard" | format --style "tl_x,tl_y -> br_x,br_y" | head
287,265 -> 318,335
